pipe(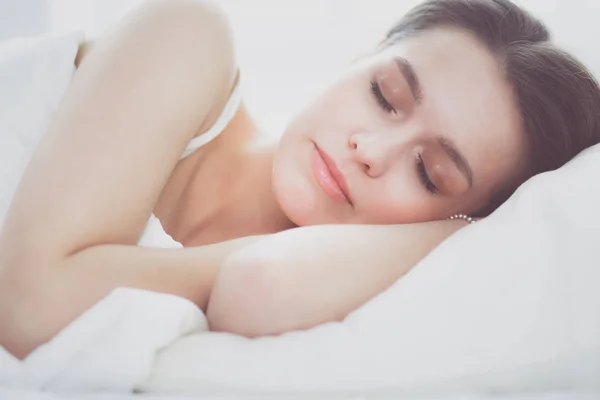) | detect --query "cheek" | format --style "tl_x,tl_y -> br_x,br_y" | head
356,176 -> 440,224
